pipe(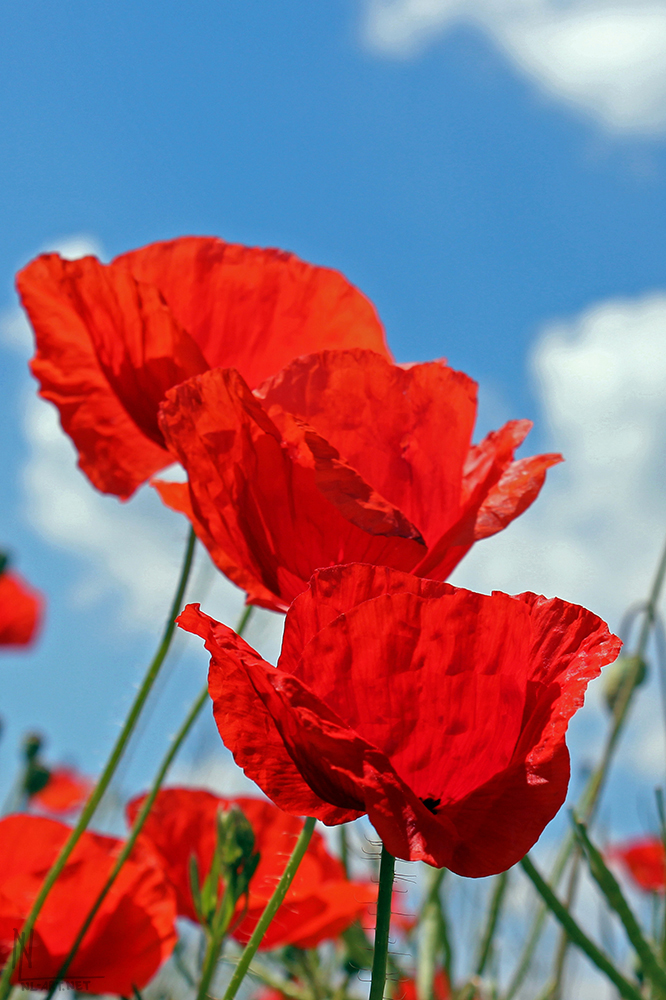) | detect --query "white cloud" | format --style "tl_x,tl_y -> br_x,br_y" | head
452,291 -> 666,628
362,0 -> 666,133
